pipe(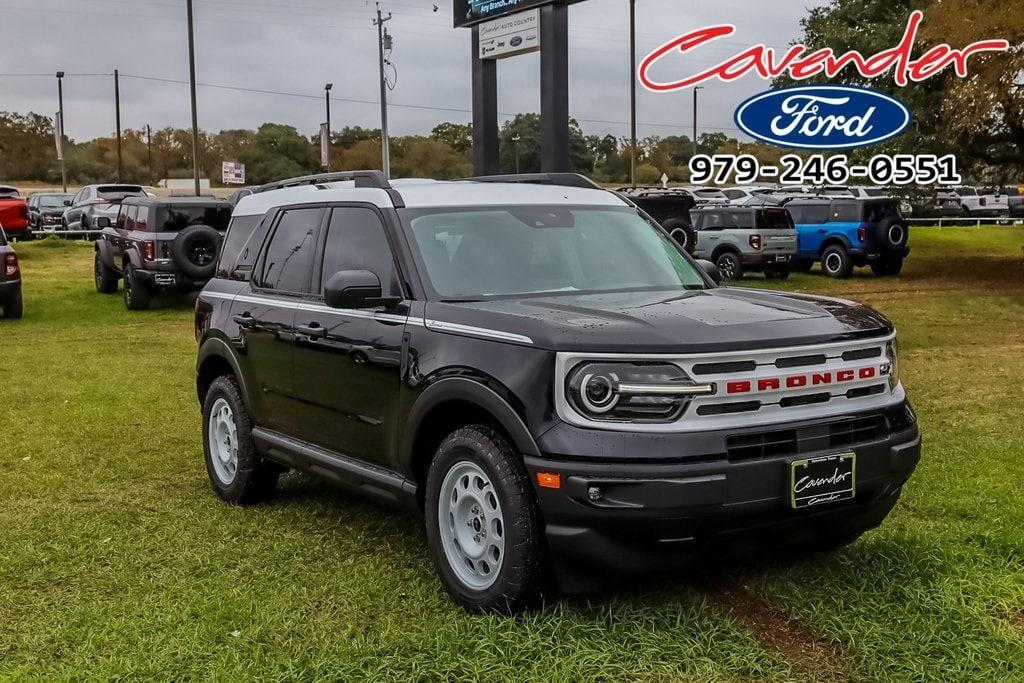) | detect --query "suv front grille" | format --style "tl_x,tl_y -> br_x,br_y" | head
726,414 -> 888,462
